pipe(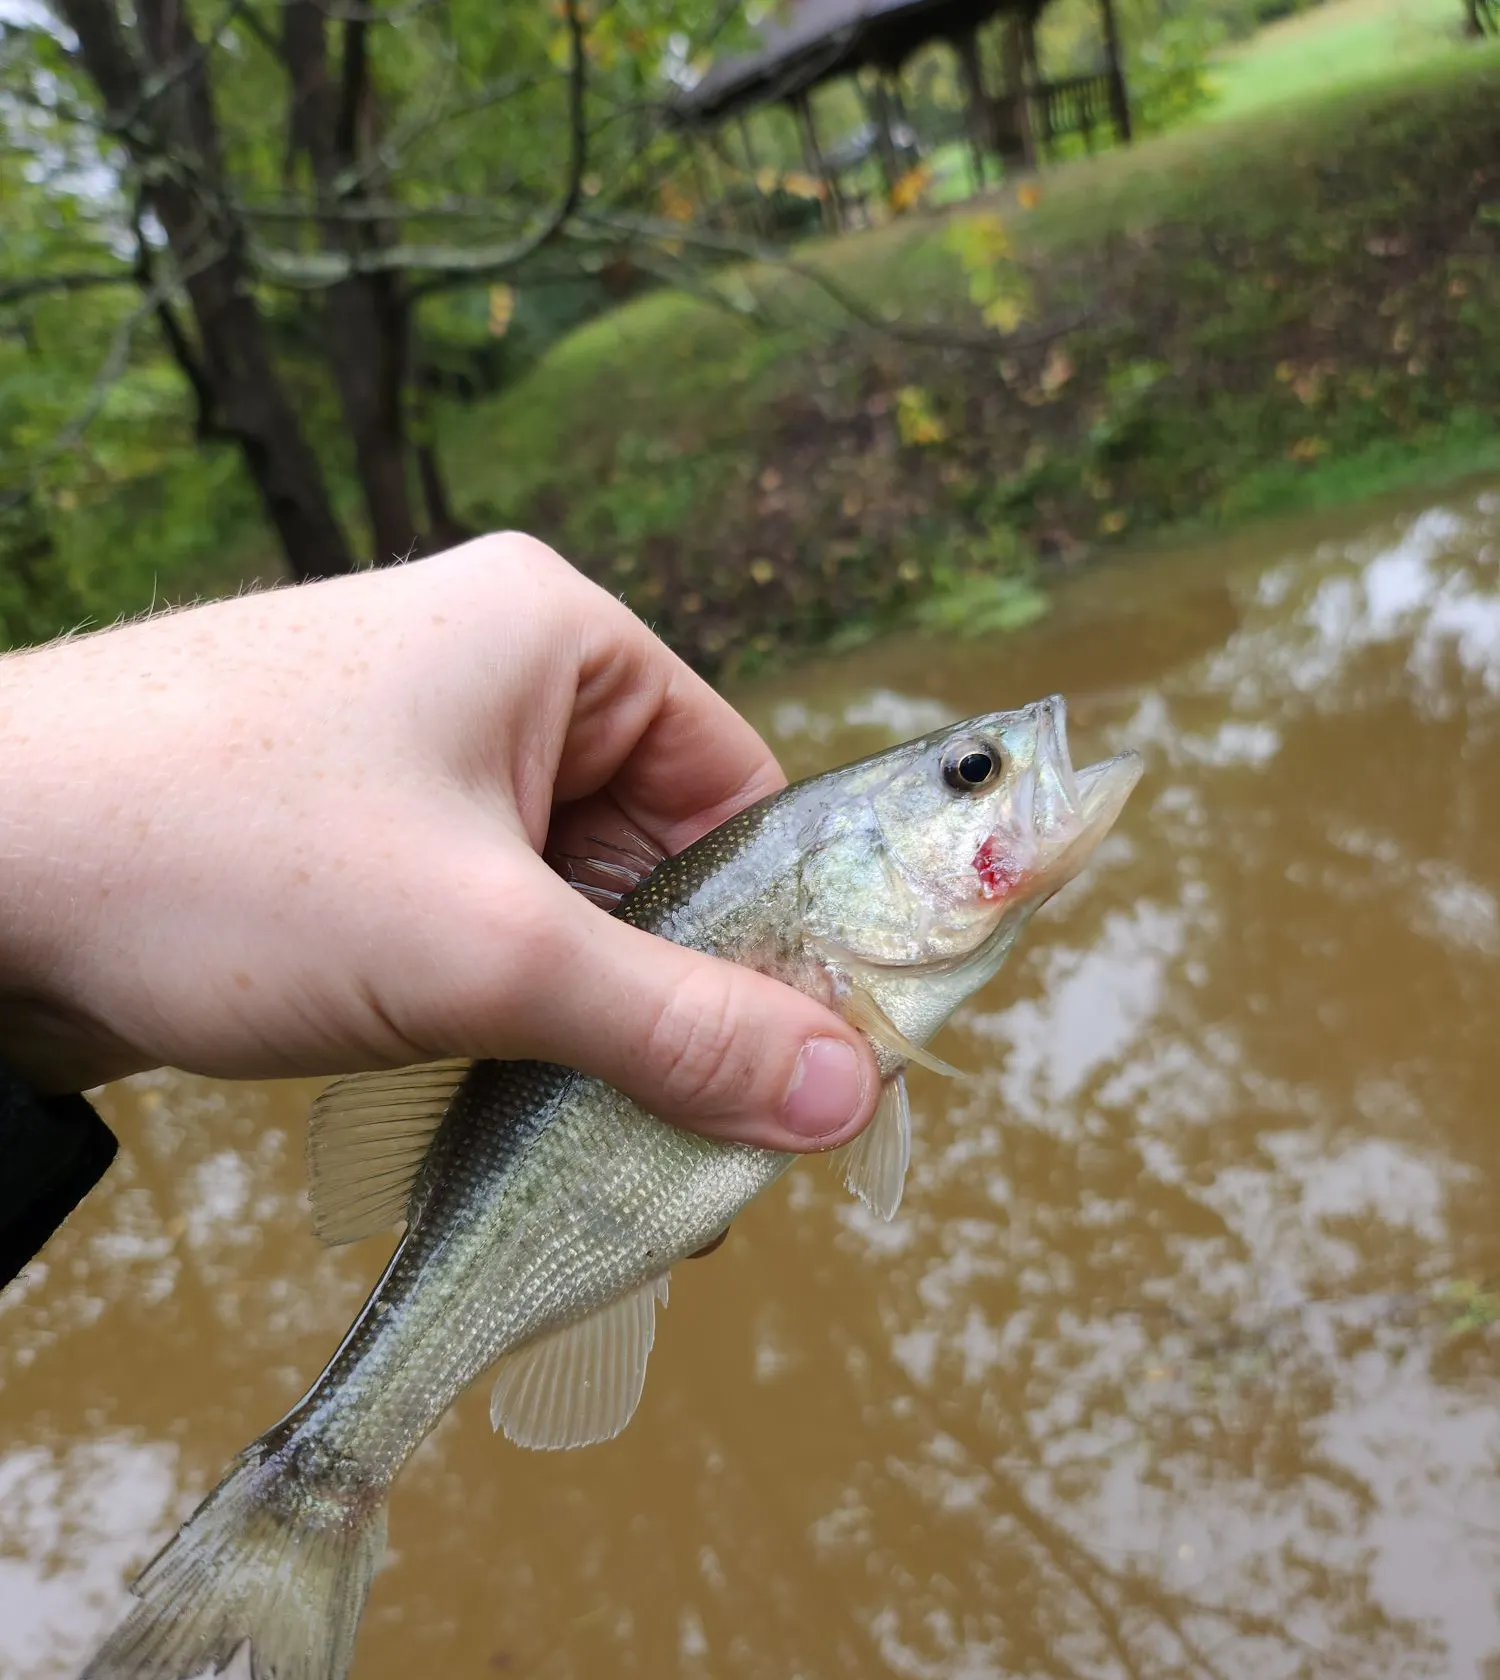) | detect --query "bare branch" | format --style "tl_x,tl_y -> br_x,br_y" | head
252,0 -> 589,294
238,193 -> 541,224
0,269 -> 138,307
130,198 -> 222,441
0,250 -> 212,517
329,67 -> 547,202
576,208 -> 1098,356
